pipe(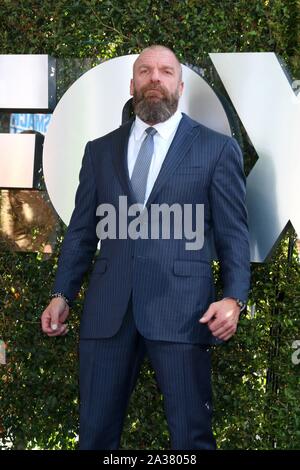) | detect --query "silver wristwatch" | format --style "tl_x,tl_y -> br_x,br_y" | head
234,298 -> 246,312
50,292 -> 71,306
